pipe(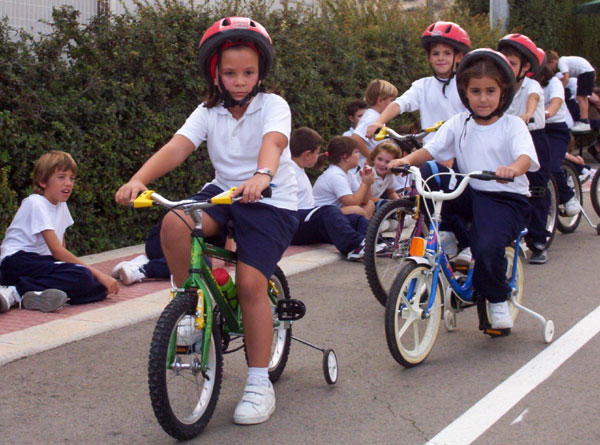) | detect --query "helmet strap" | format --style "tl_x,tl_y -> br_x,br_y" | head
216,78 -> 262,108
